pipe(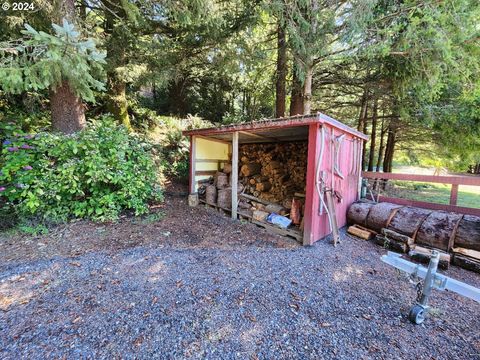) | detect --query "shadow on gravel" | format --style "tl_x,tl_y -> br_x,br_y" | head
1,185 -> 479,359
